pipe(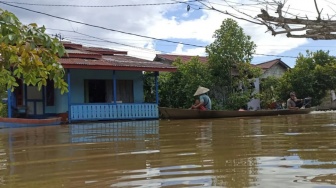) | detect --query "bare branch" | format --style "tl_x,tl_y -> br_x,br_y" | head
288,33 -> 336,40
258,10 -> 336,26
314,0 -> 323,21
195,0 -> 263,25
187,0 -> 336,40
